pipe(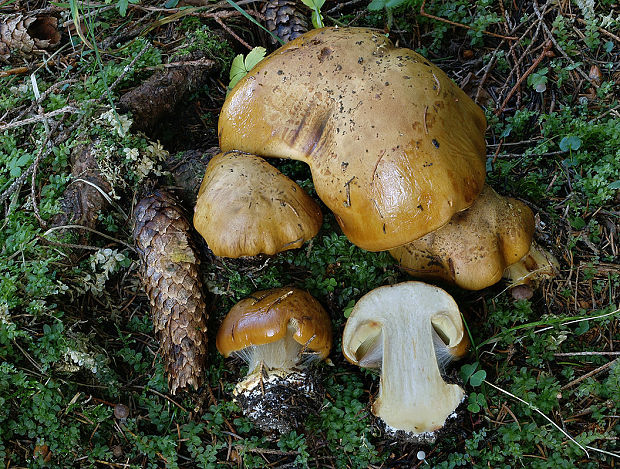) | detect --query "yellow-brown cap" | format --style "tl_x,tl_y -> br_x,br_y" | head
216,287 -> 332,359
194,151 -> 322,258
218,27 -> 486,251
390,185 -> 534,290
